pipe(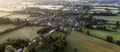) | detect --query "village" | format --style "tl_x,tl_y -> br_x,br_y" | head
0,1 -> 120,52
